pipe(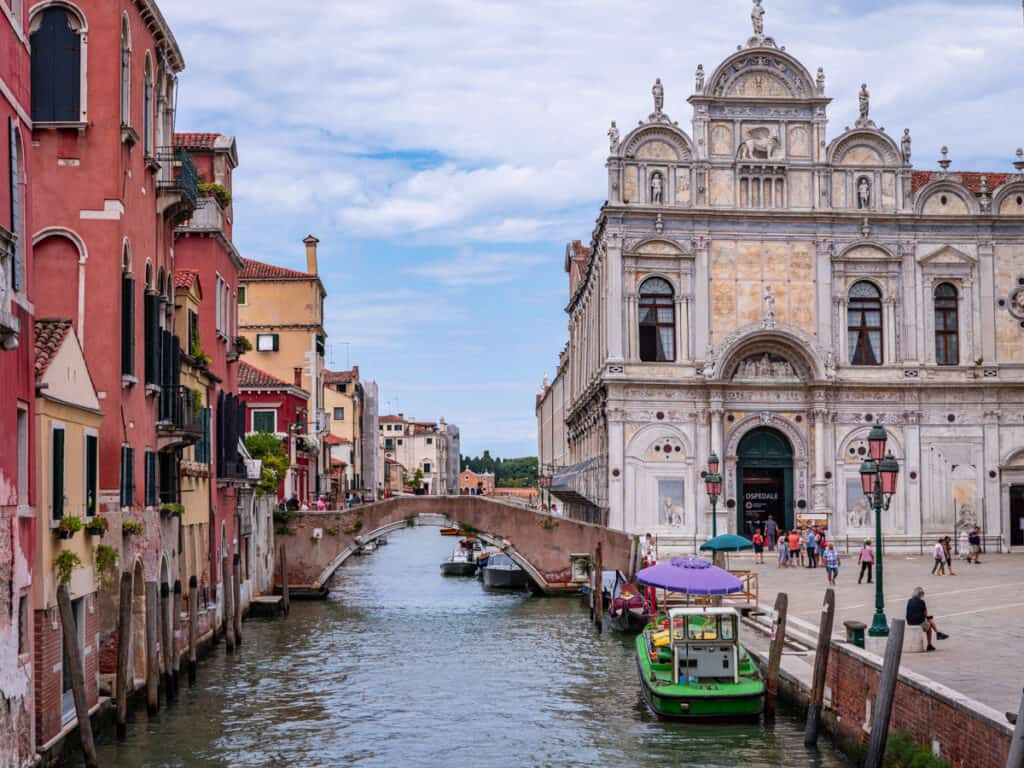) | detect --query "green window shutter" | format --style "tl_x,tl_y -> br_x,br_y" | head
52,428 -> 65,520
85,435 -> 98,517
122,276 -> 135,376
272,334 -> 279,352
127,447 -> 135,506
